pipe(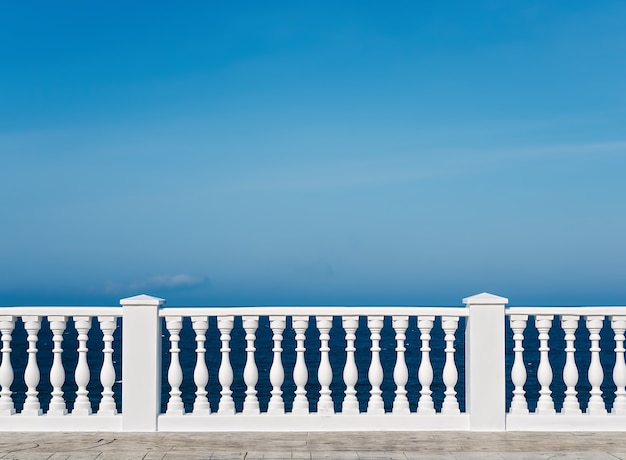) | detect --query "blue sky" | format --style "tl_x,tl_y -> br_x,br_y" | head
1,1 -> 625,306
